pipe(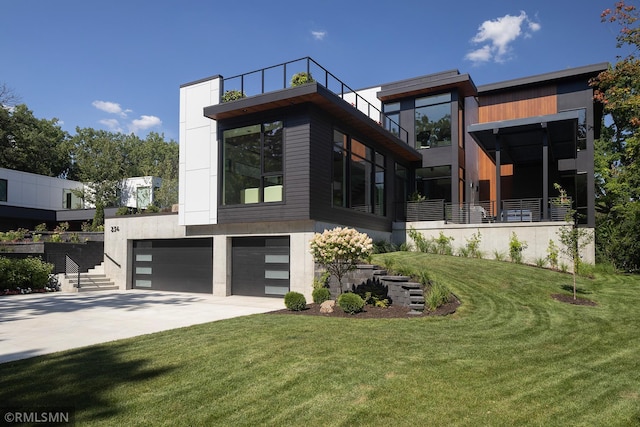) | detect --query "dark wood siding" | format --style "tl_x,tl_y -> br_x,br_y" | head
307,106 -> 393,232
217,106 -> 311,223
